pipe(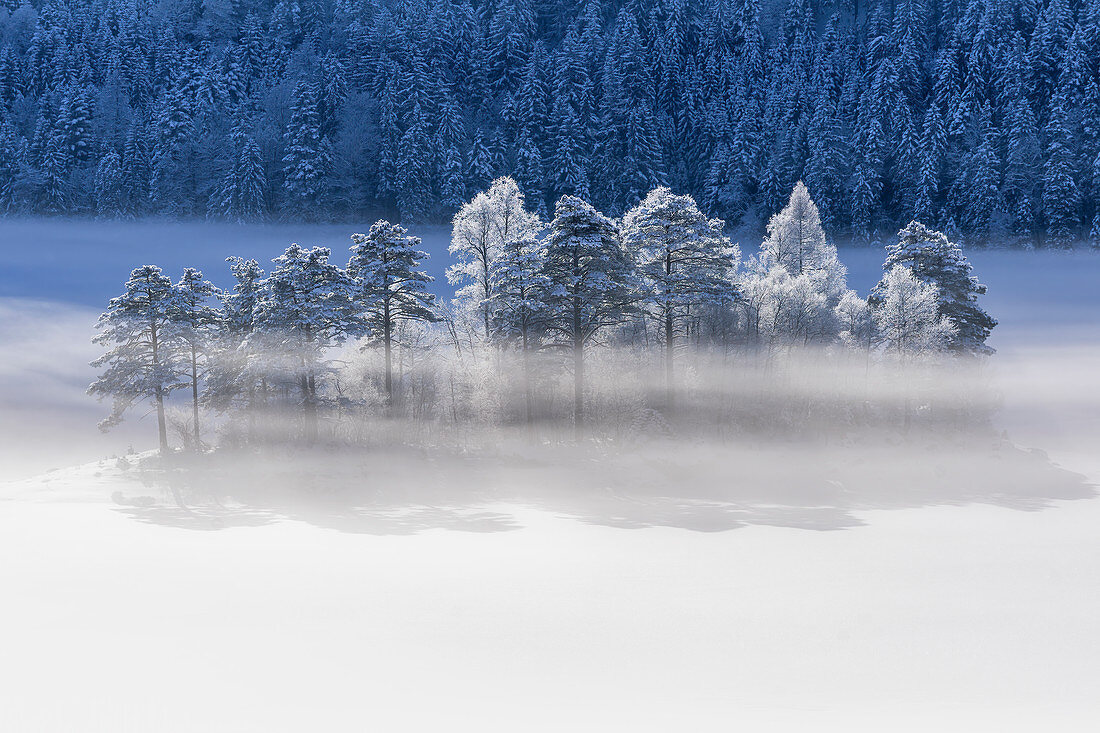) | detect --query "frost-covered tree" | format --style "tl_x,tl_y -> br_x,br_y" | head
872,265 -> 955,355
449,177 -> 542,341
94,148 -> 126,217
214,134 -> 266,221
760,181 -> 845,299
282,82 -> 332,218
622,187 -> 738,406
539,195 -> 643,433
348,221 -> 438,404
871,221 -> 996,355
170,269 -> 219,448
744,182 -> 848,345
396,102 -> 435,224
253,245 -> 359,441
89,266 -> 182,453
1042,87 -> 1081,247
487,231 -> 549,423
835,290 -> 876,351
741,265 -> 836,347
204,257 -> 267,433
